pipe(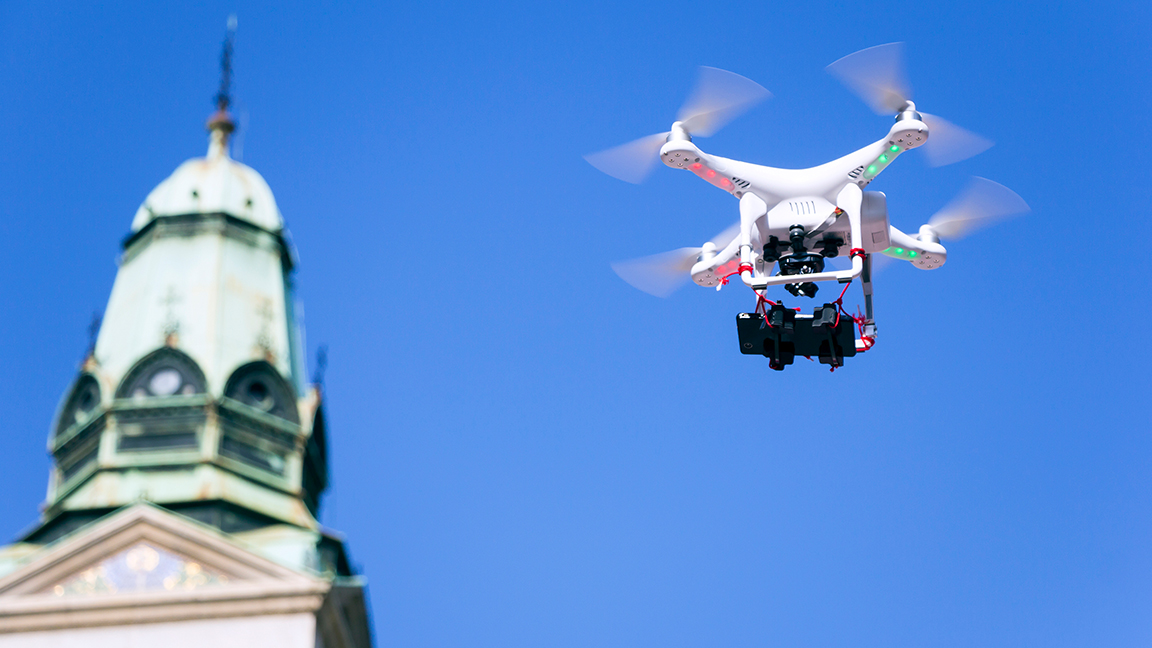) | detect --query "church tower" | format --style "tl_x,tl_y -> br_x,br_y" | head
0,28 -> 372,647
